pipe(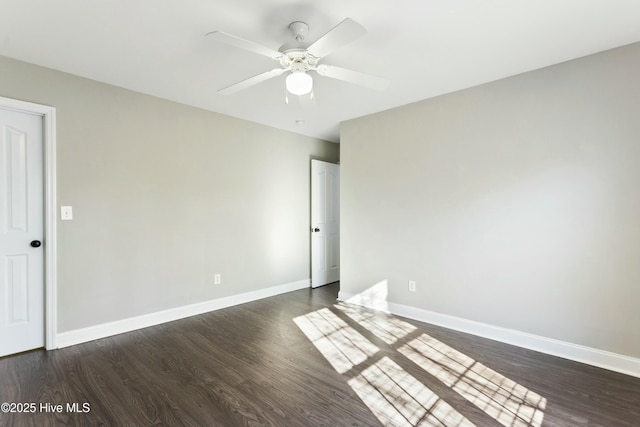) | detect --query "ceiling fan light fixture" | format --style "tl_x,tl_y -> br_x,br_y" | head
286,71 -> 313,95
